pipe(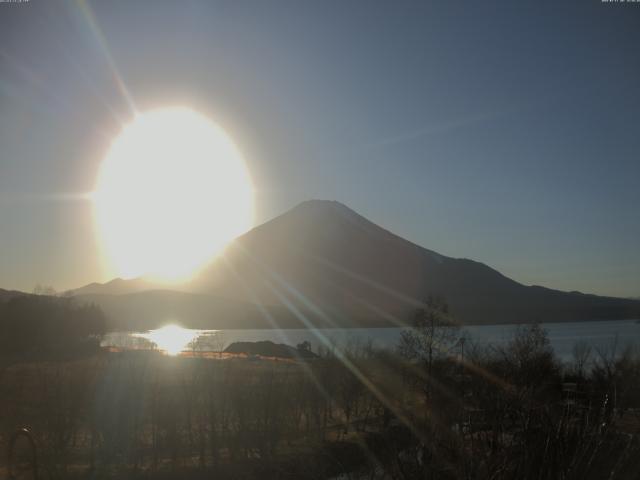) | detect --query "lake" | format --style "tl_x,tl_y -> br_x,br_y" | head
101,319 -> 640,362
